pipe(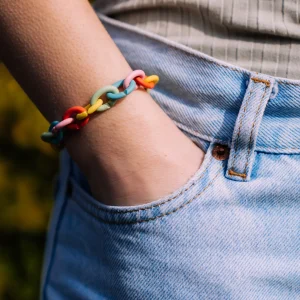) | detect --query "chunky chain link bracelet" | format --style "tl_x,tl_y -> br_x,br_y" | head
41,70 -> 159,150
